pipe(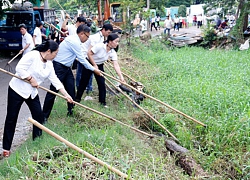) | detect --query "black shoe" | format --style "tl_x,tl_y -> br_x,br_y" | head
67,109 -> 73,116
